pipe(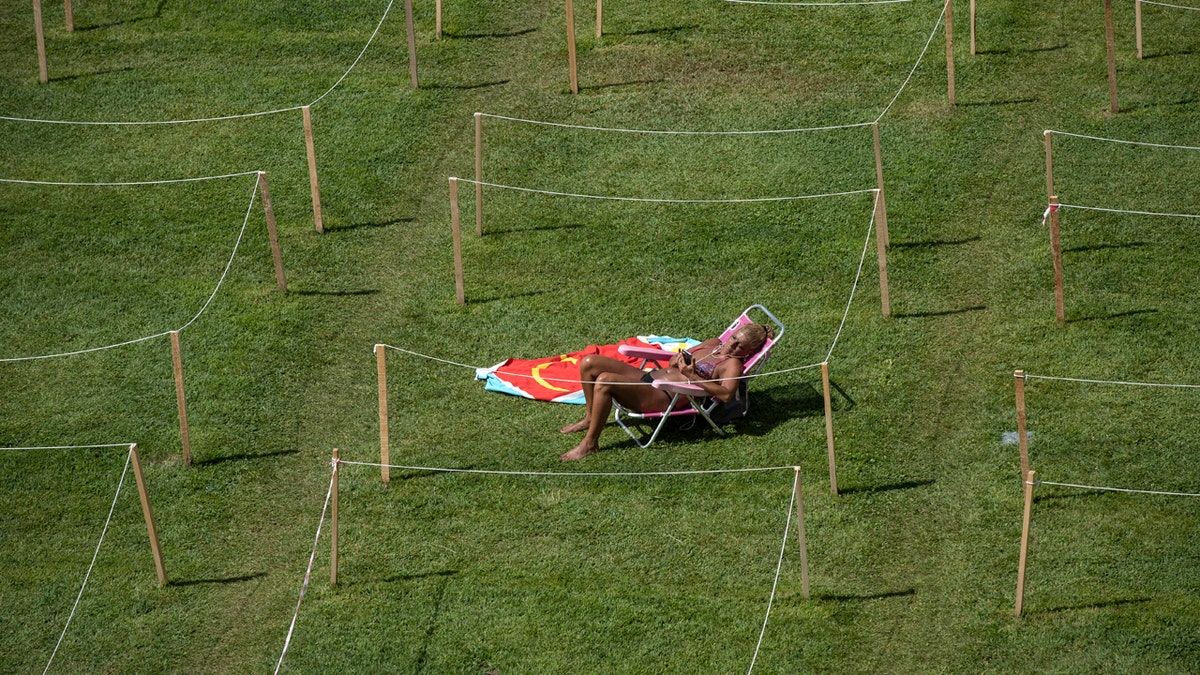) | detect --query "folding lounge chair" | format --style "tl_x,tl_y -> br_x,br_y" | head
612,304 -> 785,448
